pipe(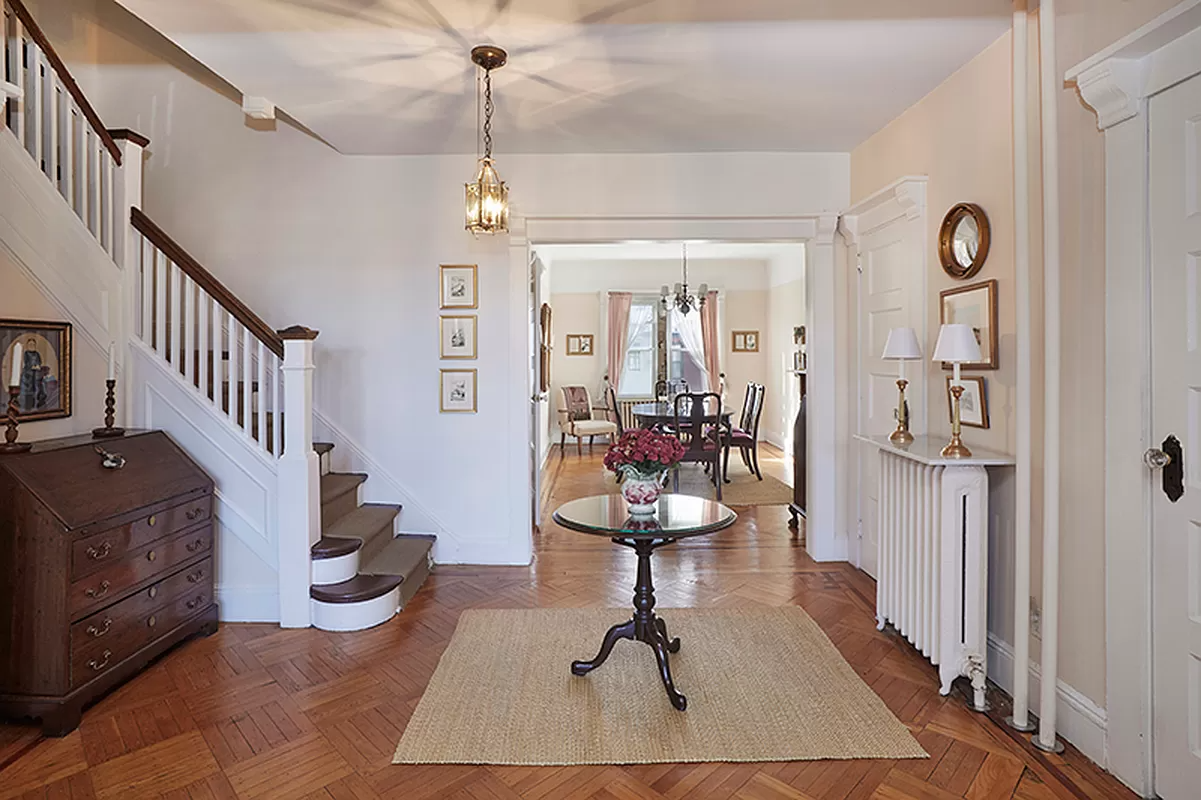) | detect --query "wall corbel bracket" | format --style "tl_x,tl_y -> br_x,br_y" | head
1073,58 -> 1147,131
